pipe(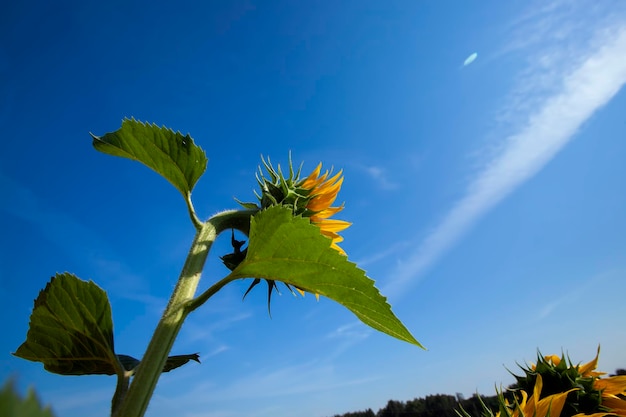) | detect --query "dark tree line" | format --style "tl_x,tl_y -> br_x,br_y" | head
329,393 -> 499,417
